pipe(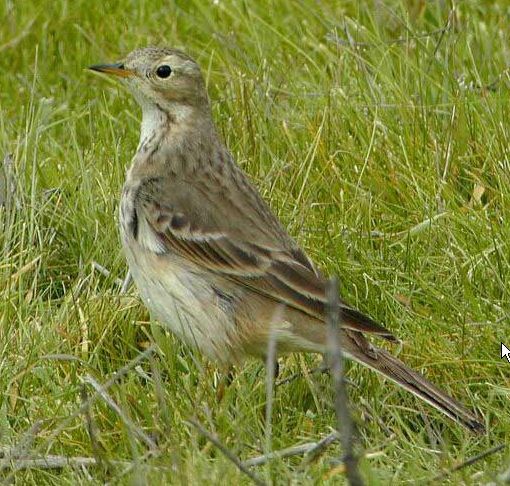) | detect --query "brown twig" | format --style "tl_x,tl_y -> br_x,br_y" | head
187,418 -> 267,486
431,444 -> 505,482
326,277 -> 364,486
